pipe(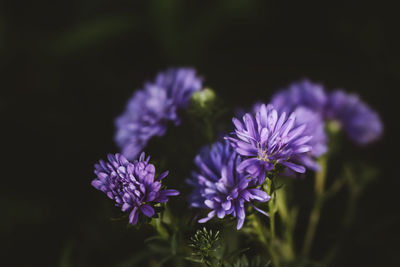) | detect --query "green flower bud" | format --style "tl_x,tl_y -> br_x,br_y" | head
190,88 -> 216,109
